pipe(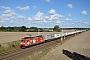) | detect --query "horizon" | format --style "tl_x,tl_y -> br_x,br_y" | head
0,26 -> 90,29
